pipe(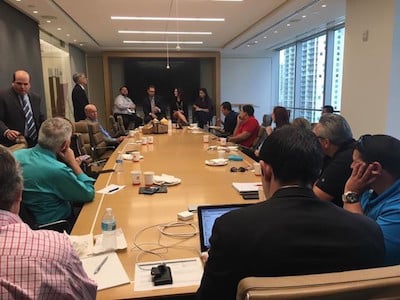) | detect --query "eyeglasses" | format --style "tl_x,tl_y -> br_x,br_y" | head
230,167 -> 247,172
